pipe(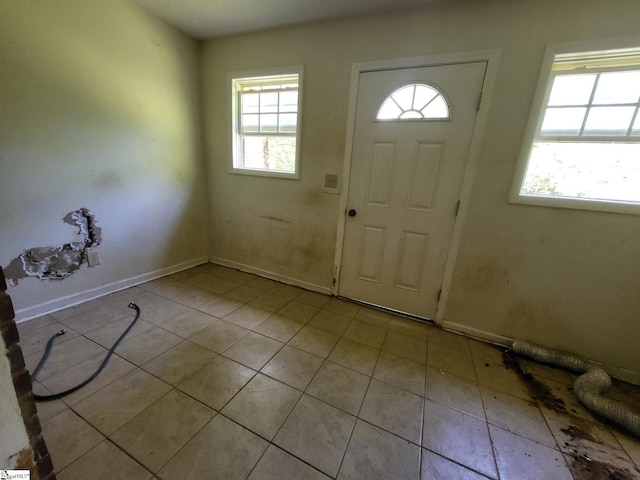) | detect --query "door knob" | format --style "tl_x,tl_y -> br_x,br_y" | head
347,209 -> 357,217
